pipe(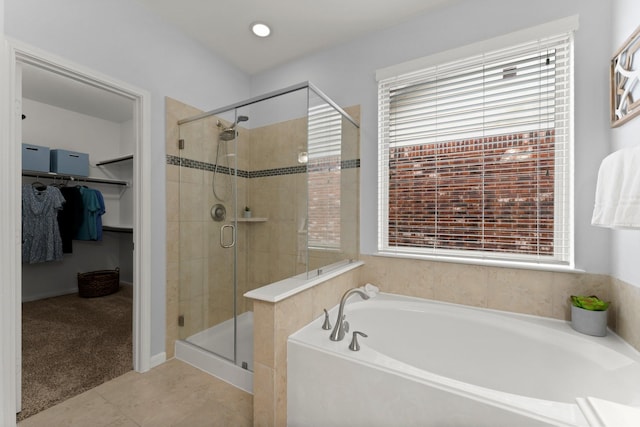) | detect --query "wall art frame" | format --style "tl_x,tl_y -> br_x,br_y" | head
611,25 -> 640,127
